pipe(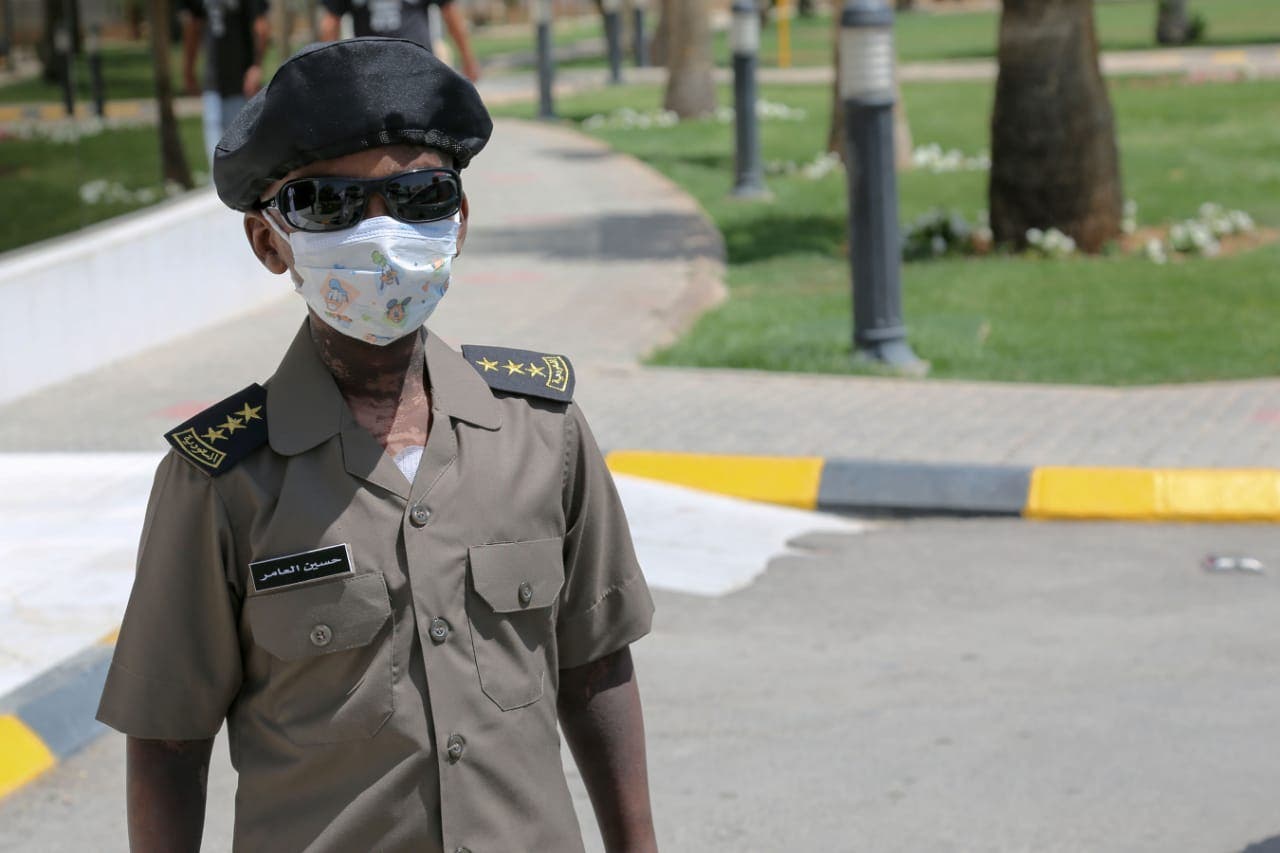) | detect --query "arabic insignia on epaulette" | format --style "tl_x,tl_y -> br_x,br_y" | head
164,383 -> 269,476
461,345 -> 575,403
